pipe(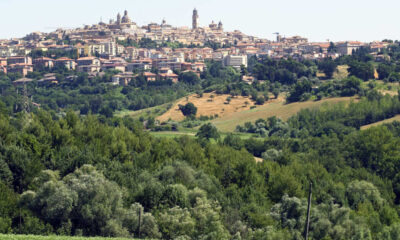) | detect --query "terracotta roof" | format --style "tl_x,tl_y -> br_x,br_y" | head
143,72 -> 157,77
56,57 -> 73,61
